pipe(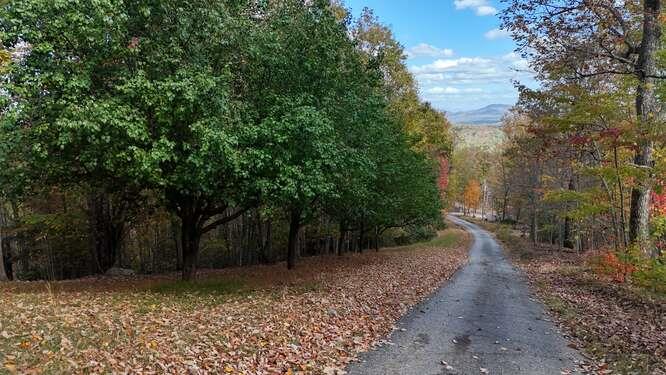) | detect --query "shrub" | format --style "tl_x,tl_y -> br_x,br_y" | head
632,256 -> 666,294
588,250 -> 636,283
